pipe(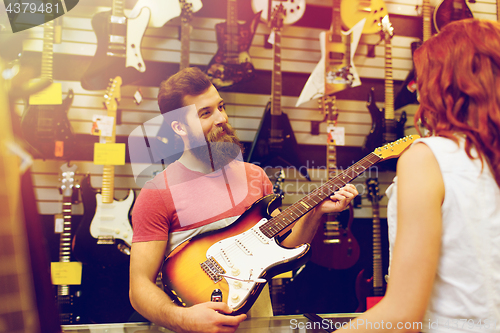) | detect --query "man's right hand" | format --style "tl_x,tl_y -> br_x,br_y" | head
173,302 -> 247,333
